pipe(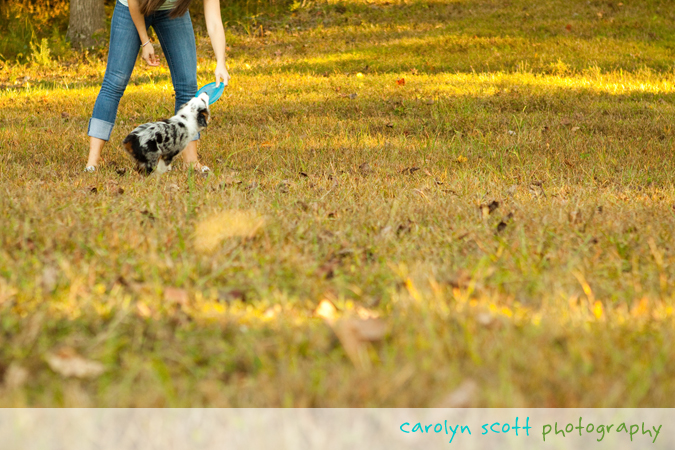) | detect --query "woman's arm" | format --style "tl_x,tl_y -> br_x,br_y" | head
203,0 -> 230,86
128,0 -> 160,66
